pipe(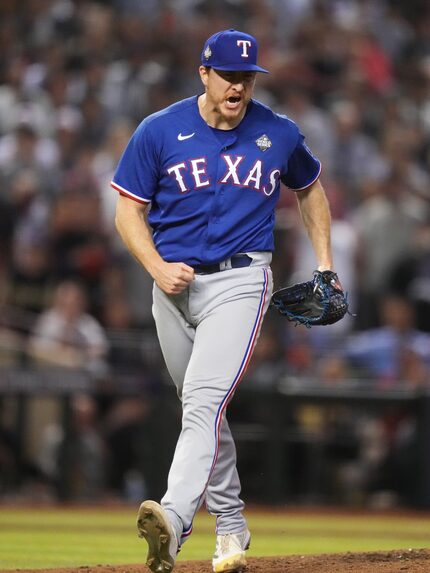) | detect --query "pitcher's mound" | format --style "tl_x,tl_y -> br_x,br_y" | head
5,548 -> 430,573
